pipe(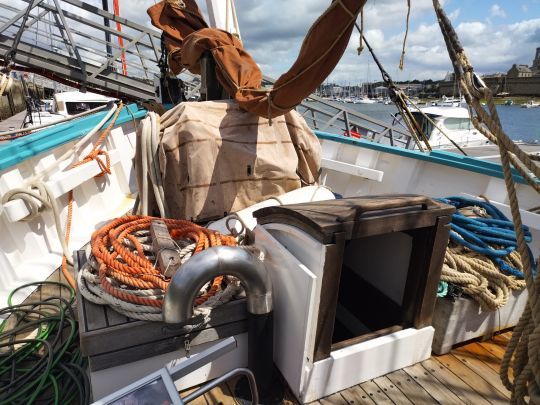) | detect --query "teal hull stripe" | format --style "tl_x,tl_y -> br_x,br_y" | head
0,108 -> 533,187
0,103 -> 146,171
315,130 -> 536,186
